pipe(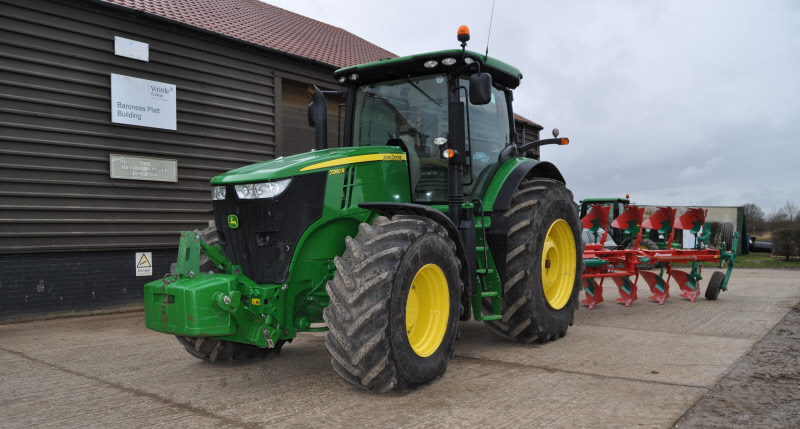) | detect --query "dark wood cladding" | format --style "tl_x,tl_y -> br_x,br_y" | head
0,0 -> 337,253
